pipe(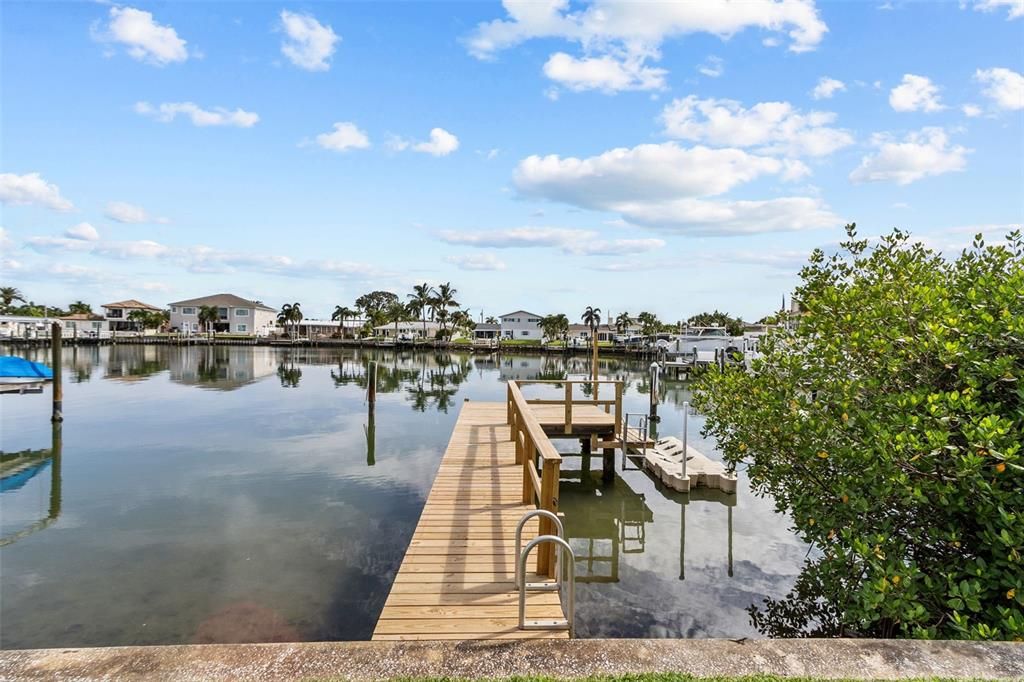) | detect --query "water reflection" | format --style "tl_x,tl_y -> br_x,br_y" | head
0,346 -> 806,647
1,424 -> 62,547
